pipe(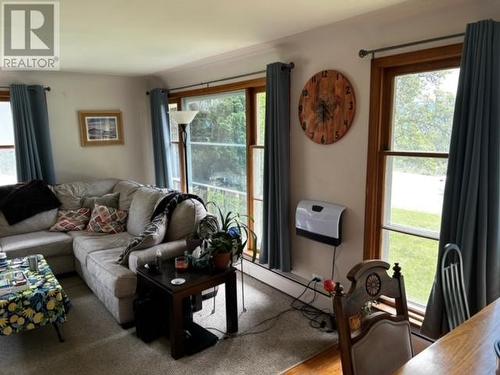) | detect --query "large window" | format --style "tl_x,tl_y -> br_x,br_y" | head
183,91 -> 248,215
0,92 -> 16,186
365,44 -> 462,313
169,79 -> 266,251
